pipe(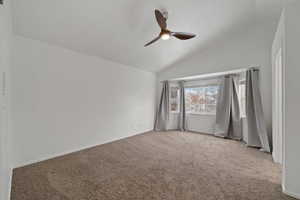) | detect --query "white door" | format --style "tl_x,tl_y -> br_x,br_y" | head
272,48 -> 283,164
0,10 -> 5,200
0,7 -> 10,199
